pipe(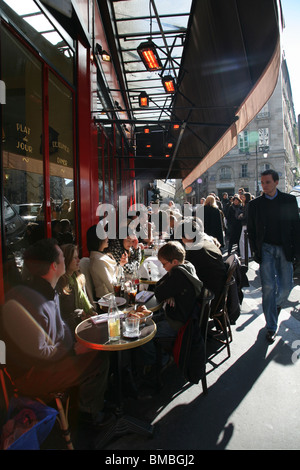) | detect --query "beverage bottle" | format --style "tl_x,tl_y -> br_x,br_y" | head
133,262 -> 140,293
120,268 -> 125,297
107,295 -> 120,341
